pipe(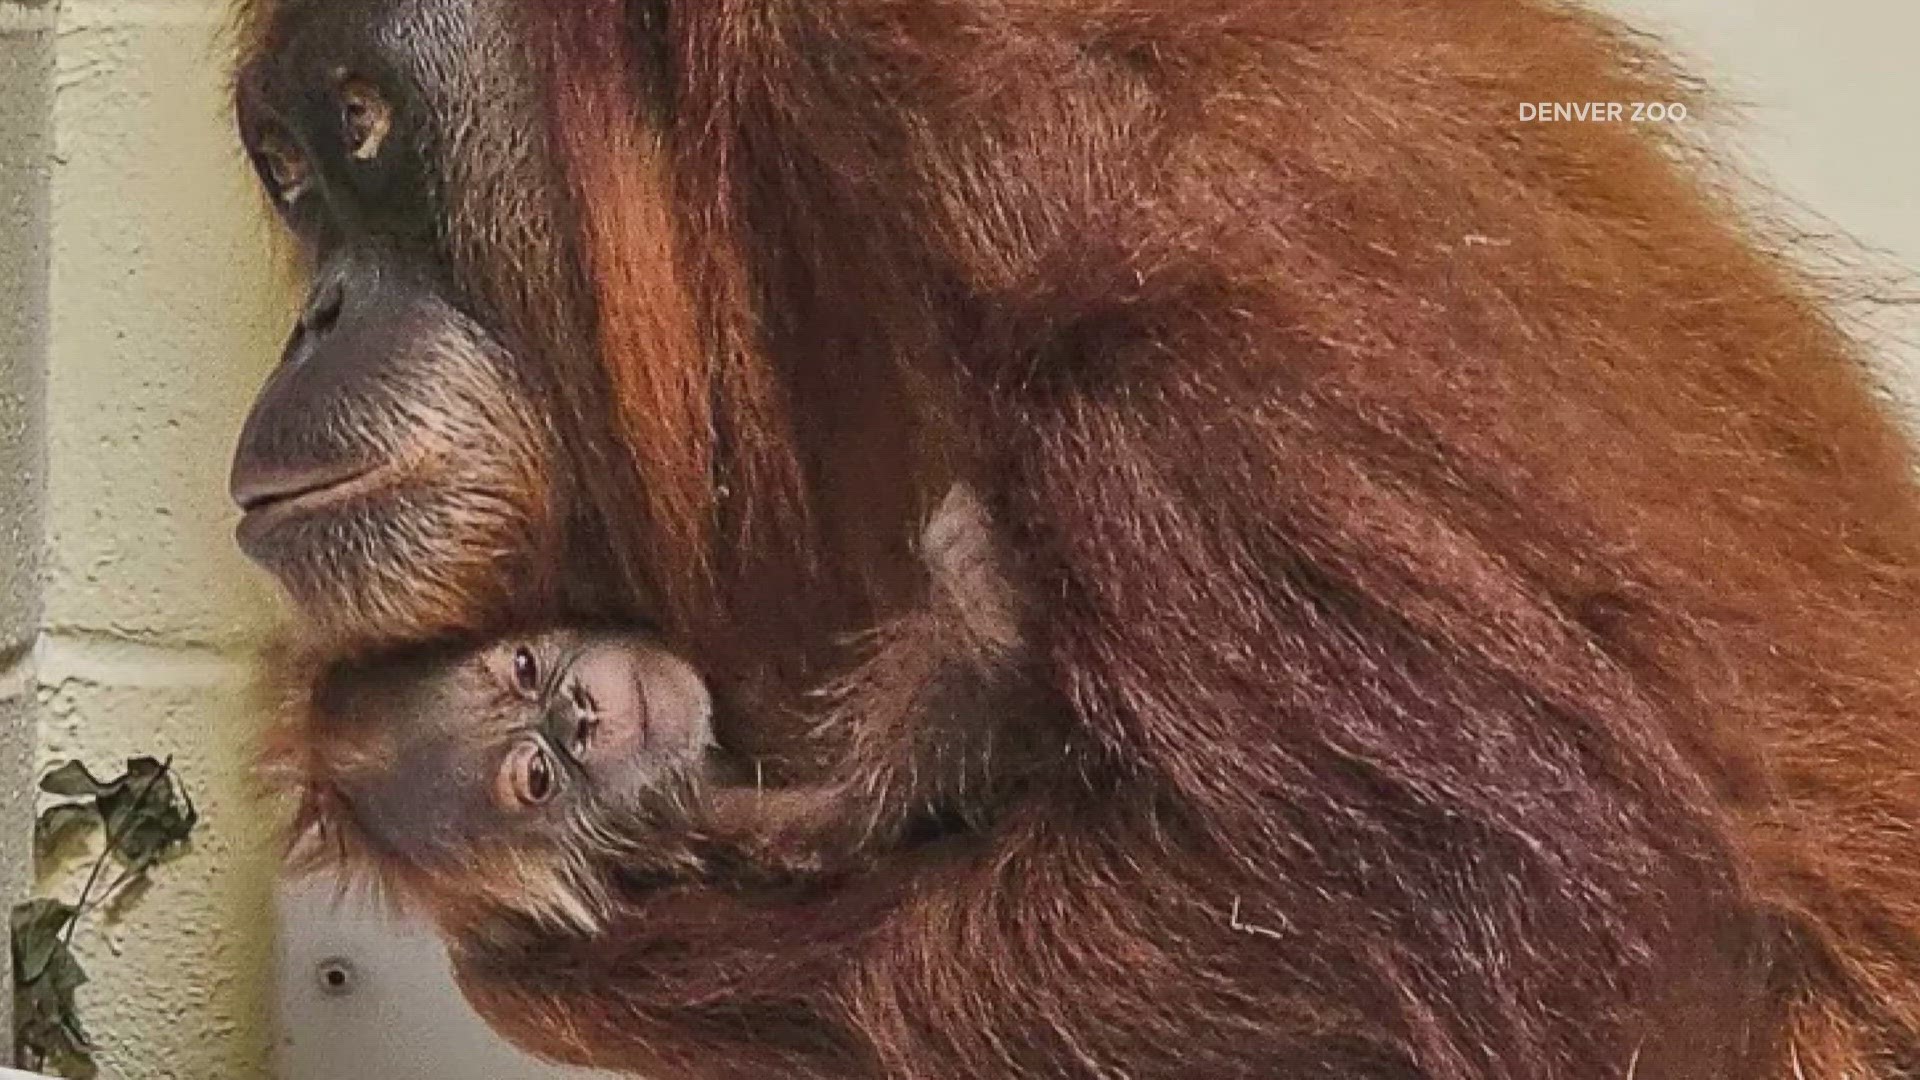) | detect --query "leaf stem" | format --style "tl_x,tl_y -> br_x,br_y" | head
62,756 -> 173,948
